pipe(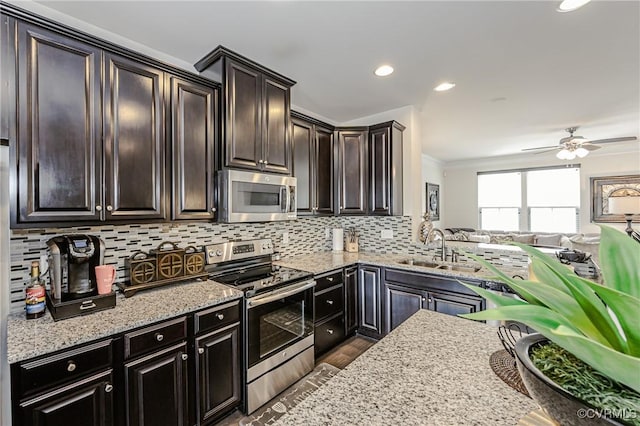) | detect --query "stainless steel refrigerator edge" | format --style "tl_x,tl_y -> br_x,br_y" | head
1,143 -> 11,424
